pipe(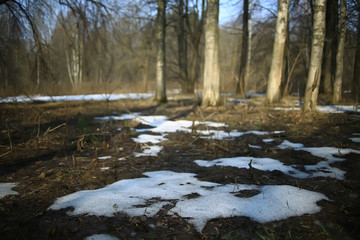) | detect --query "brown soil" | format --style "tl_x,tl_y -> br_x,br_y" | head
0,97 -> 359,240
